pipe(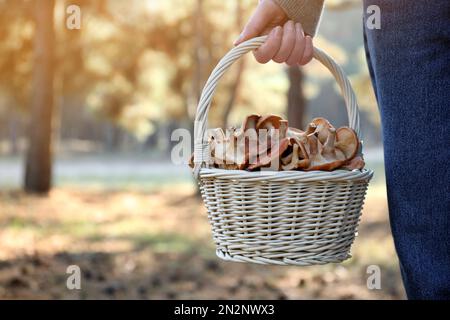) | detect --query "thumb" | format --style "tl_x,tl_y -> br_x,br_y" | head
234,6 -> 270,46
